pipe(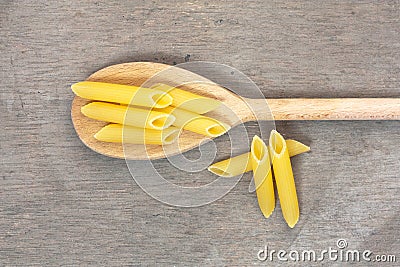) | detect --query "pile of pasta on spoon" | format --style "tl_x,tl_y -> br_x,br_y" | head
71,81 -> 310,228
71,81 -> 230,144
